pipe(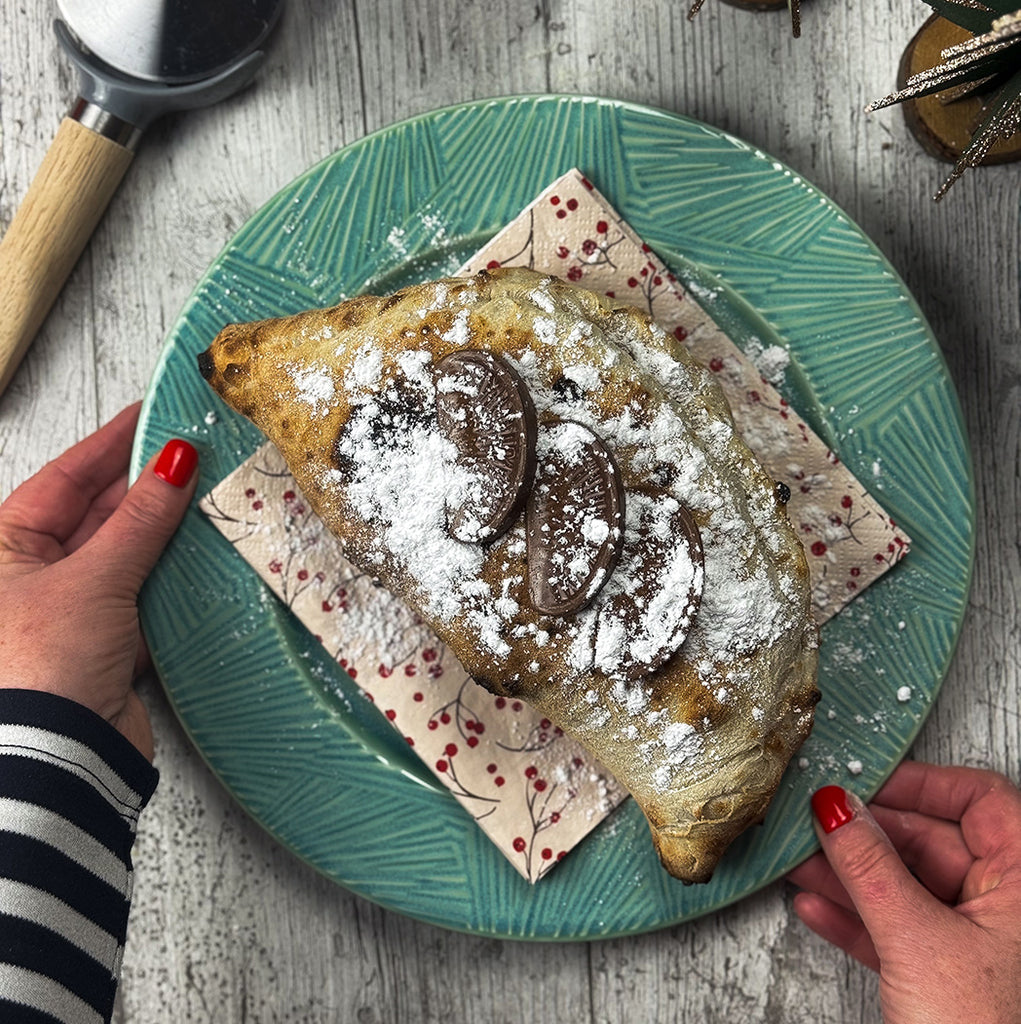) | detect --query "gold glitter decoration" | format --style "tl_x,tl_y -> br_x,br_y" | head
869,1 -> 1021,198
